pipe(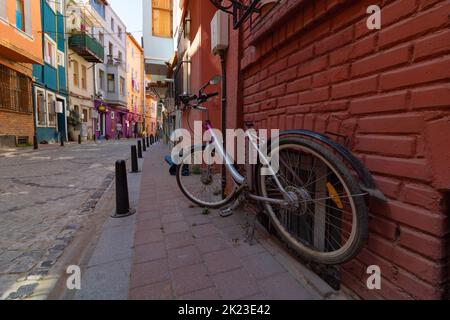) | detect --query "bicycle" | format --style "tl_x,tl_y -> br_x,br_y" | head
174,76 -> 379,265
